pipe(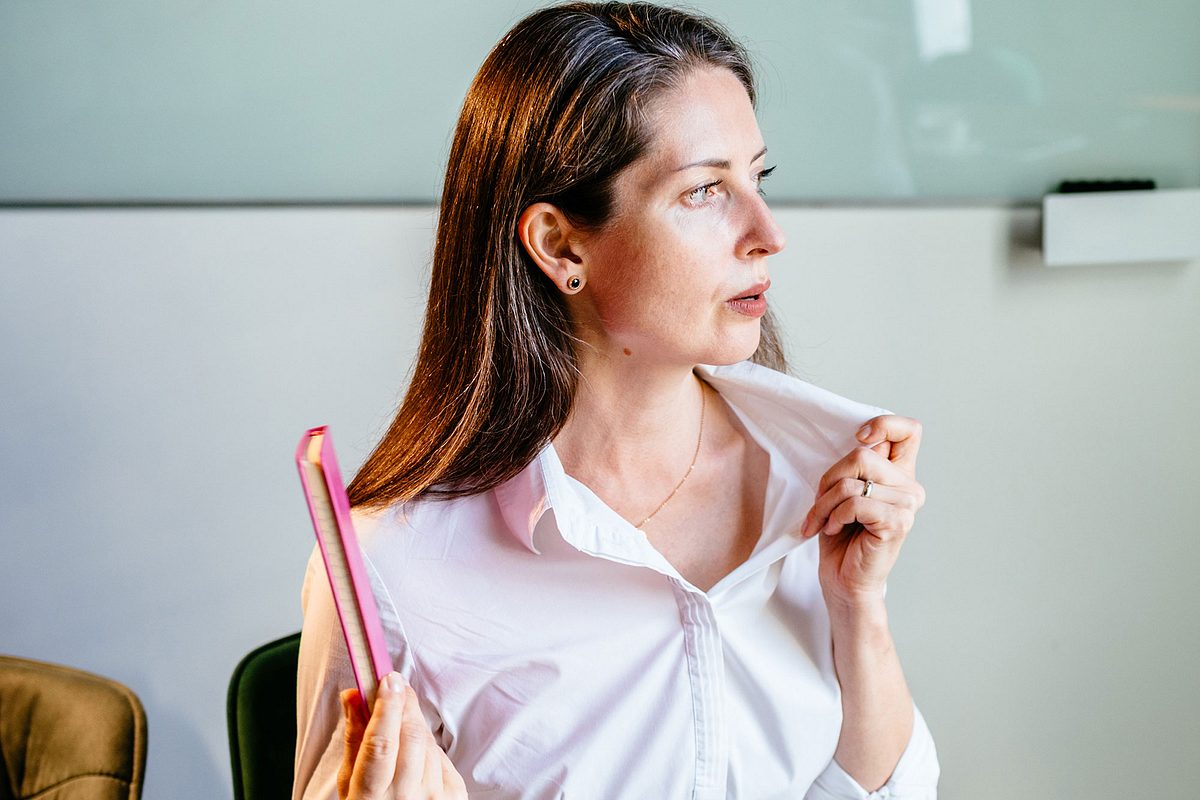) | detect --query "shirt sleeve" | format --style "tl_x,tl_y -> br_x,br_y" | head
291,546 -> 428,800
292,548 -> 353,800
804,703 -> 940,800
